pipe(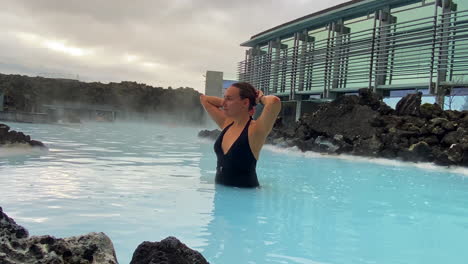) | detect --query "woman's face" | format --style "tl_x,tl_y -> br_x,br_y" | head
222,86 -> 249,117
